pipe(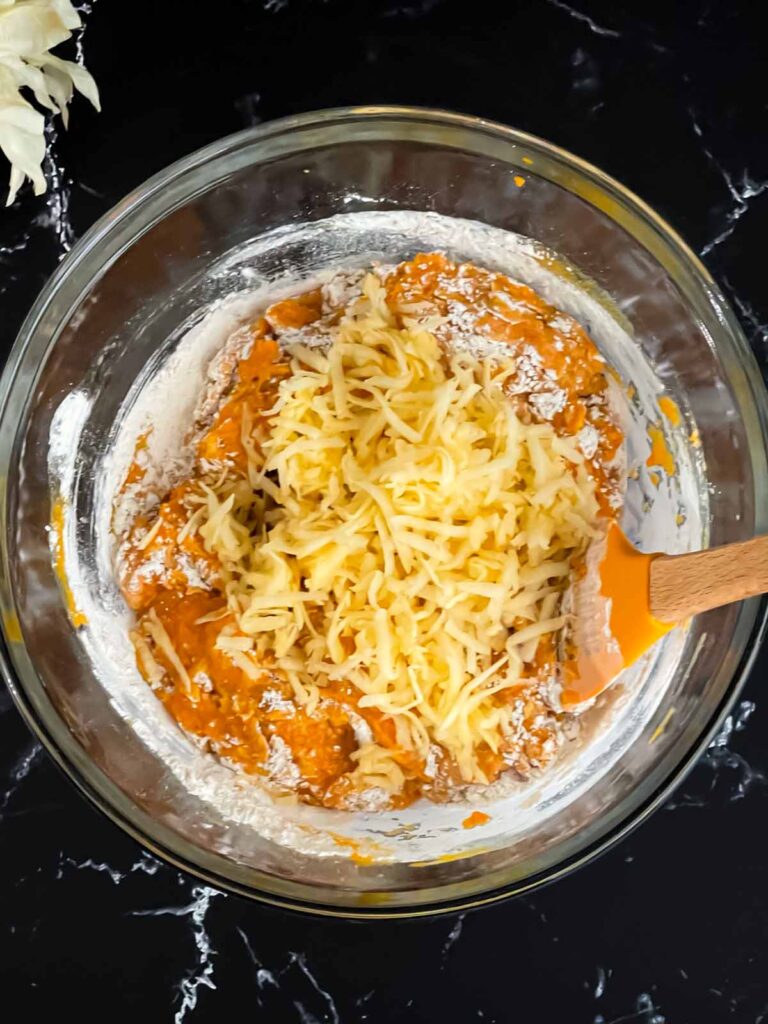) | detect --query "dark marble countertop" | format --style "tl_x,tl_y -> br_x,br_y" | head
2,1 -> 768,1021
